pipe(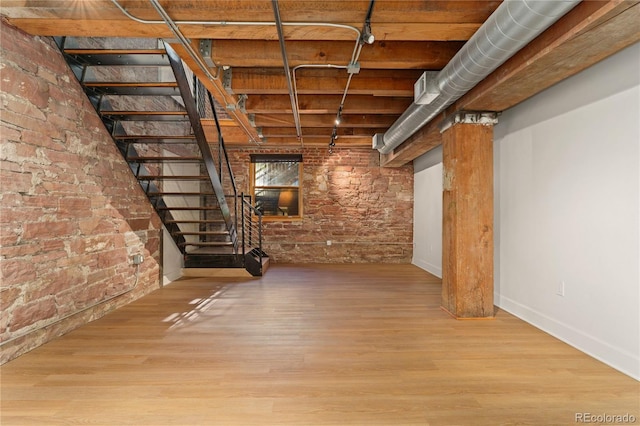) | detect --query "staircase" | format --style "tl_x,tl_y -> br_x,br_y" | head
57,37 -> 268,276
